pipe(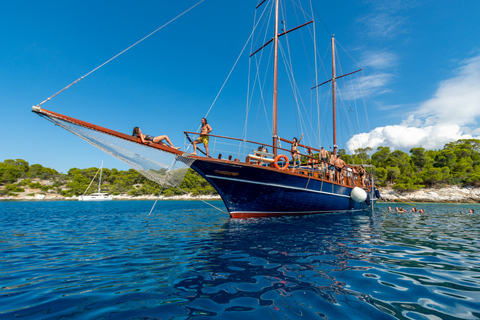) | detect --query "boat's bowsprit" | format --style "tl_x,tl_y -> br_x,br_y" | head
32,107 -> 195,189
